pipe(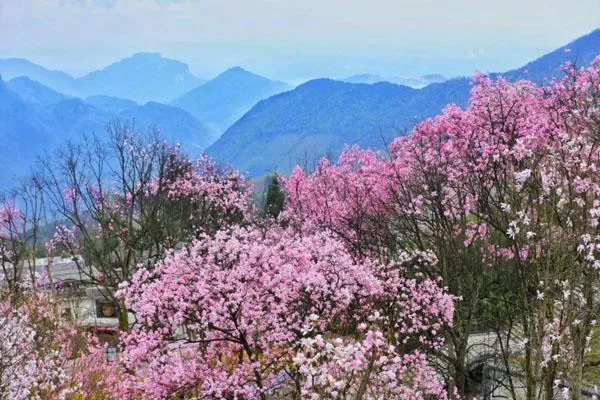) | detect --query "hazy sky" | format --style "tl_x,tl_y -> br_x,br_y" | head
0,0 -> 598,83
